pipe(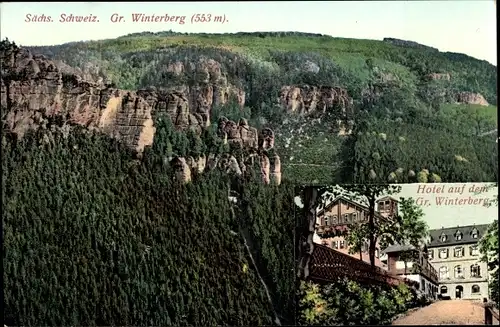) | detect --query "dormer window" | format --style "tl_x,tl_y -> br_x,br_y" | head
455,231 -> 463,241
471,228 -> 479,239
440,233 -> 447,242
